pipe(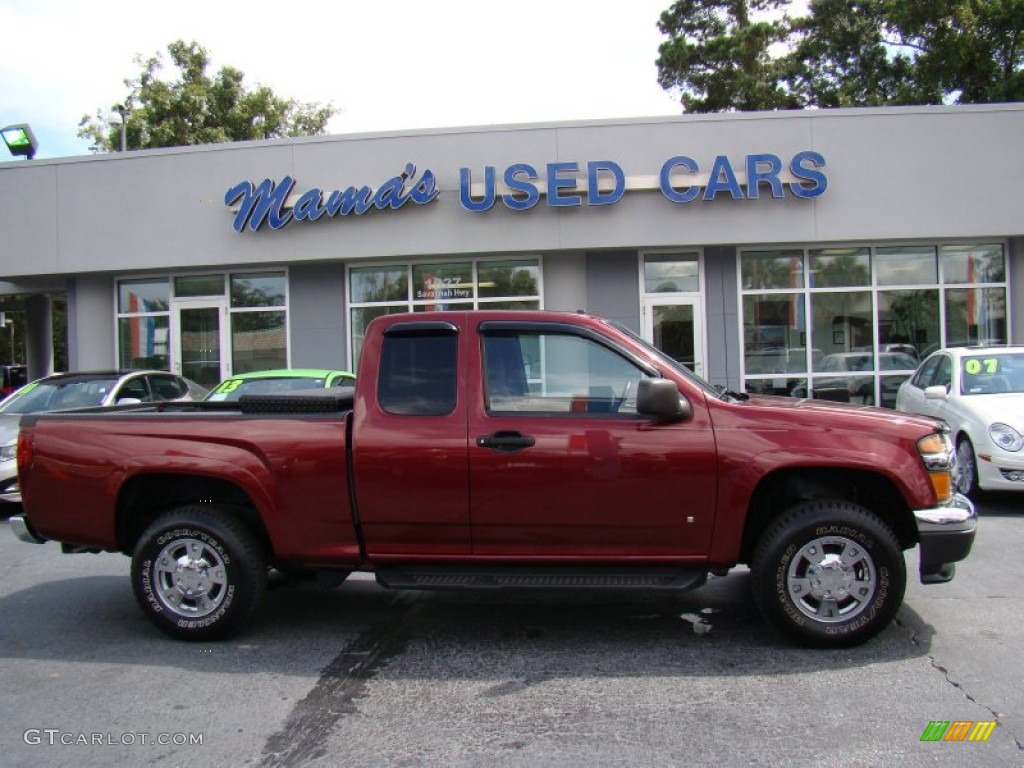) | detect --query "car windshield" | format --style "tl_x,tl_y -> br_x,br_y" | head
960,353 -> 1024,396
0,378 -> 119,414
208,376 -> 328,402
